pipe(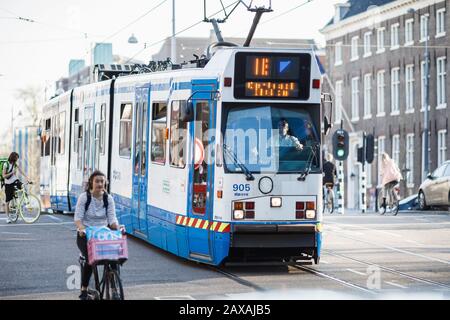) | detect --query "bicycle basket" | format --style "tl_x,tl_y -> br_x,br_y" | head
87,236 -> 128,265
